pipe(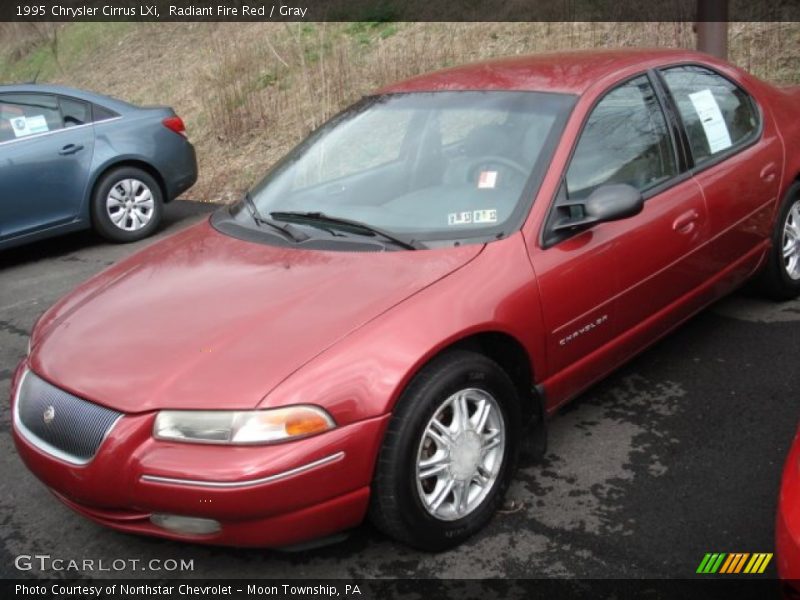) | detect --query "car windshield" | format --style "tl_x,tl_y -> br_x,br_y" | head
234,91 -> 574,247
